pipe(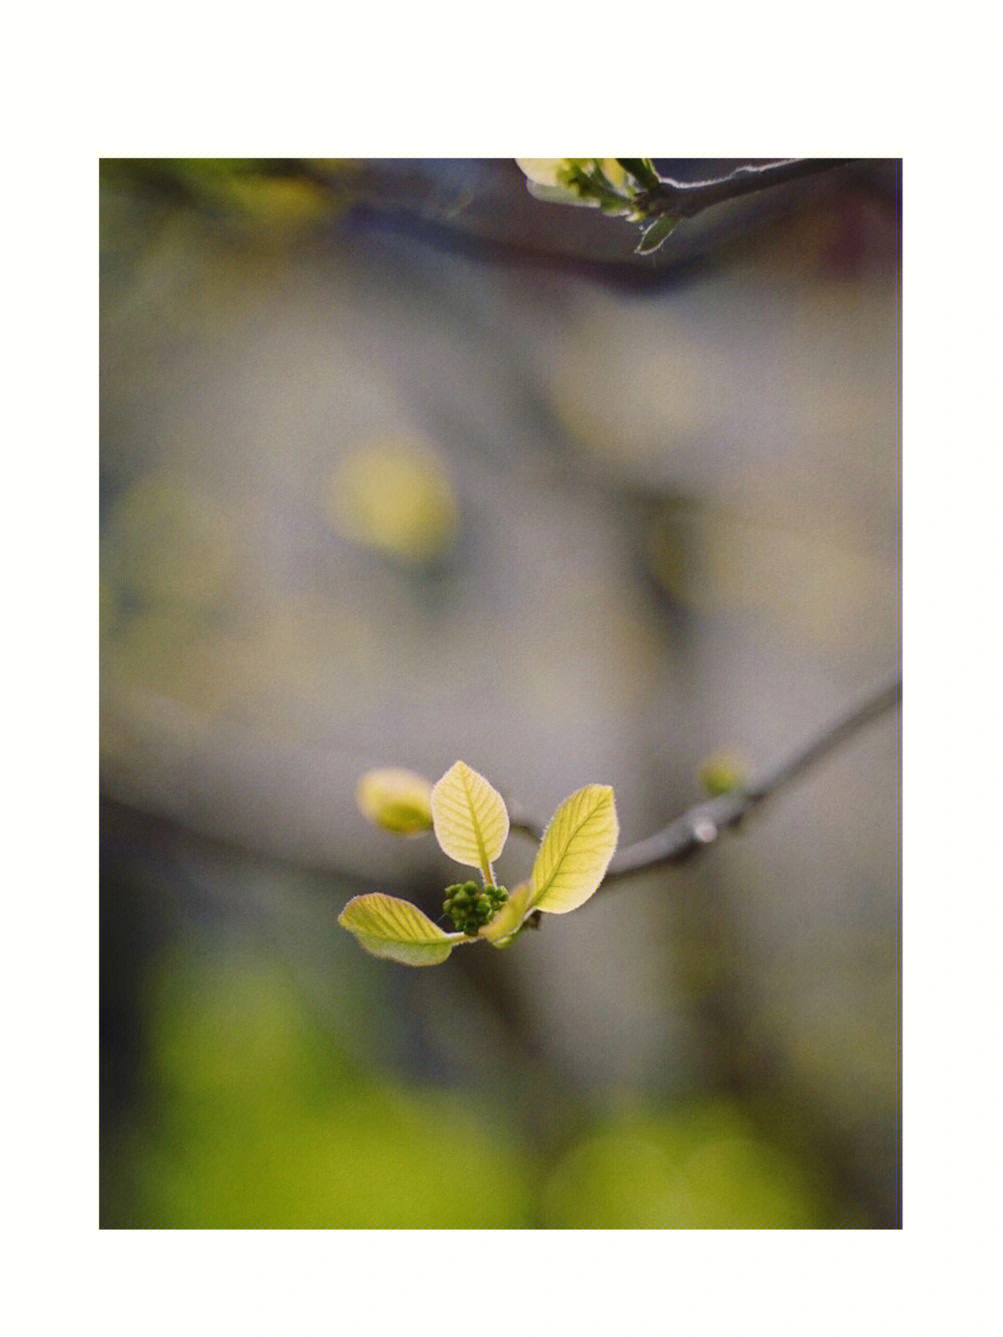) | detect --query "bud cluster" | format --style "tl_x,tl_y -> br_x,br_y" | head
443,881 -> 508,937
